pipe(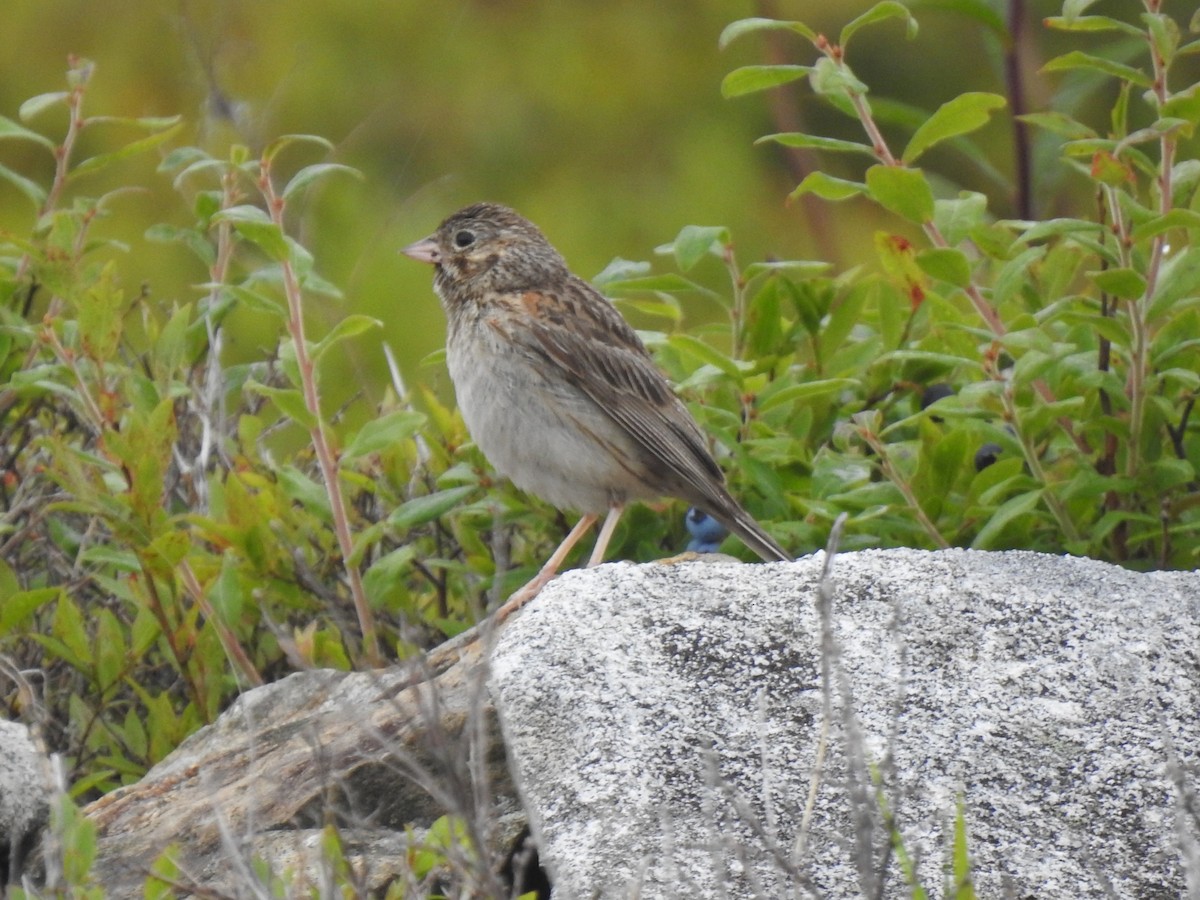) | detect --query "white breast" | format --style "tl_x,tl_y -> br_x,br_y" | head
447,317 -> 655,514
